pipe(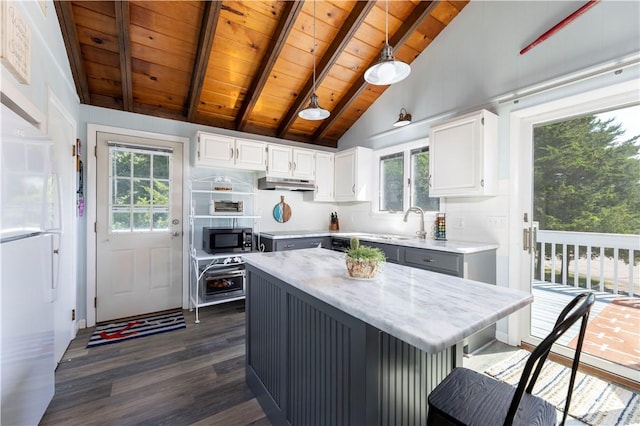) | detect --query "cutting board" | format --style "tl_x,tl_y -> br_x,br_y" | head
273,196 -> 292,223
